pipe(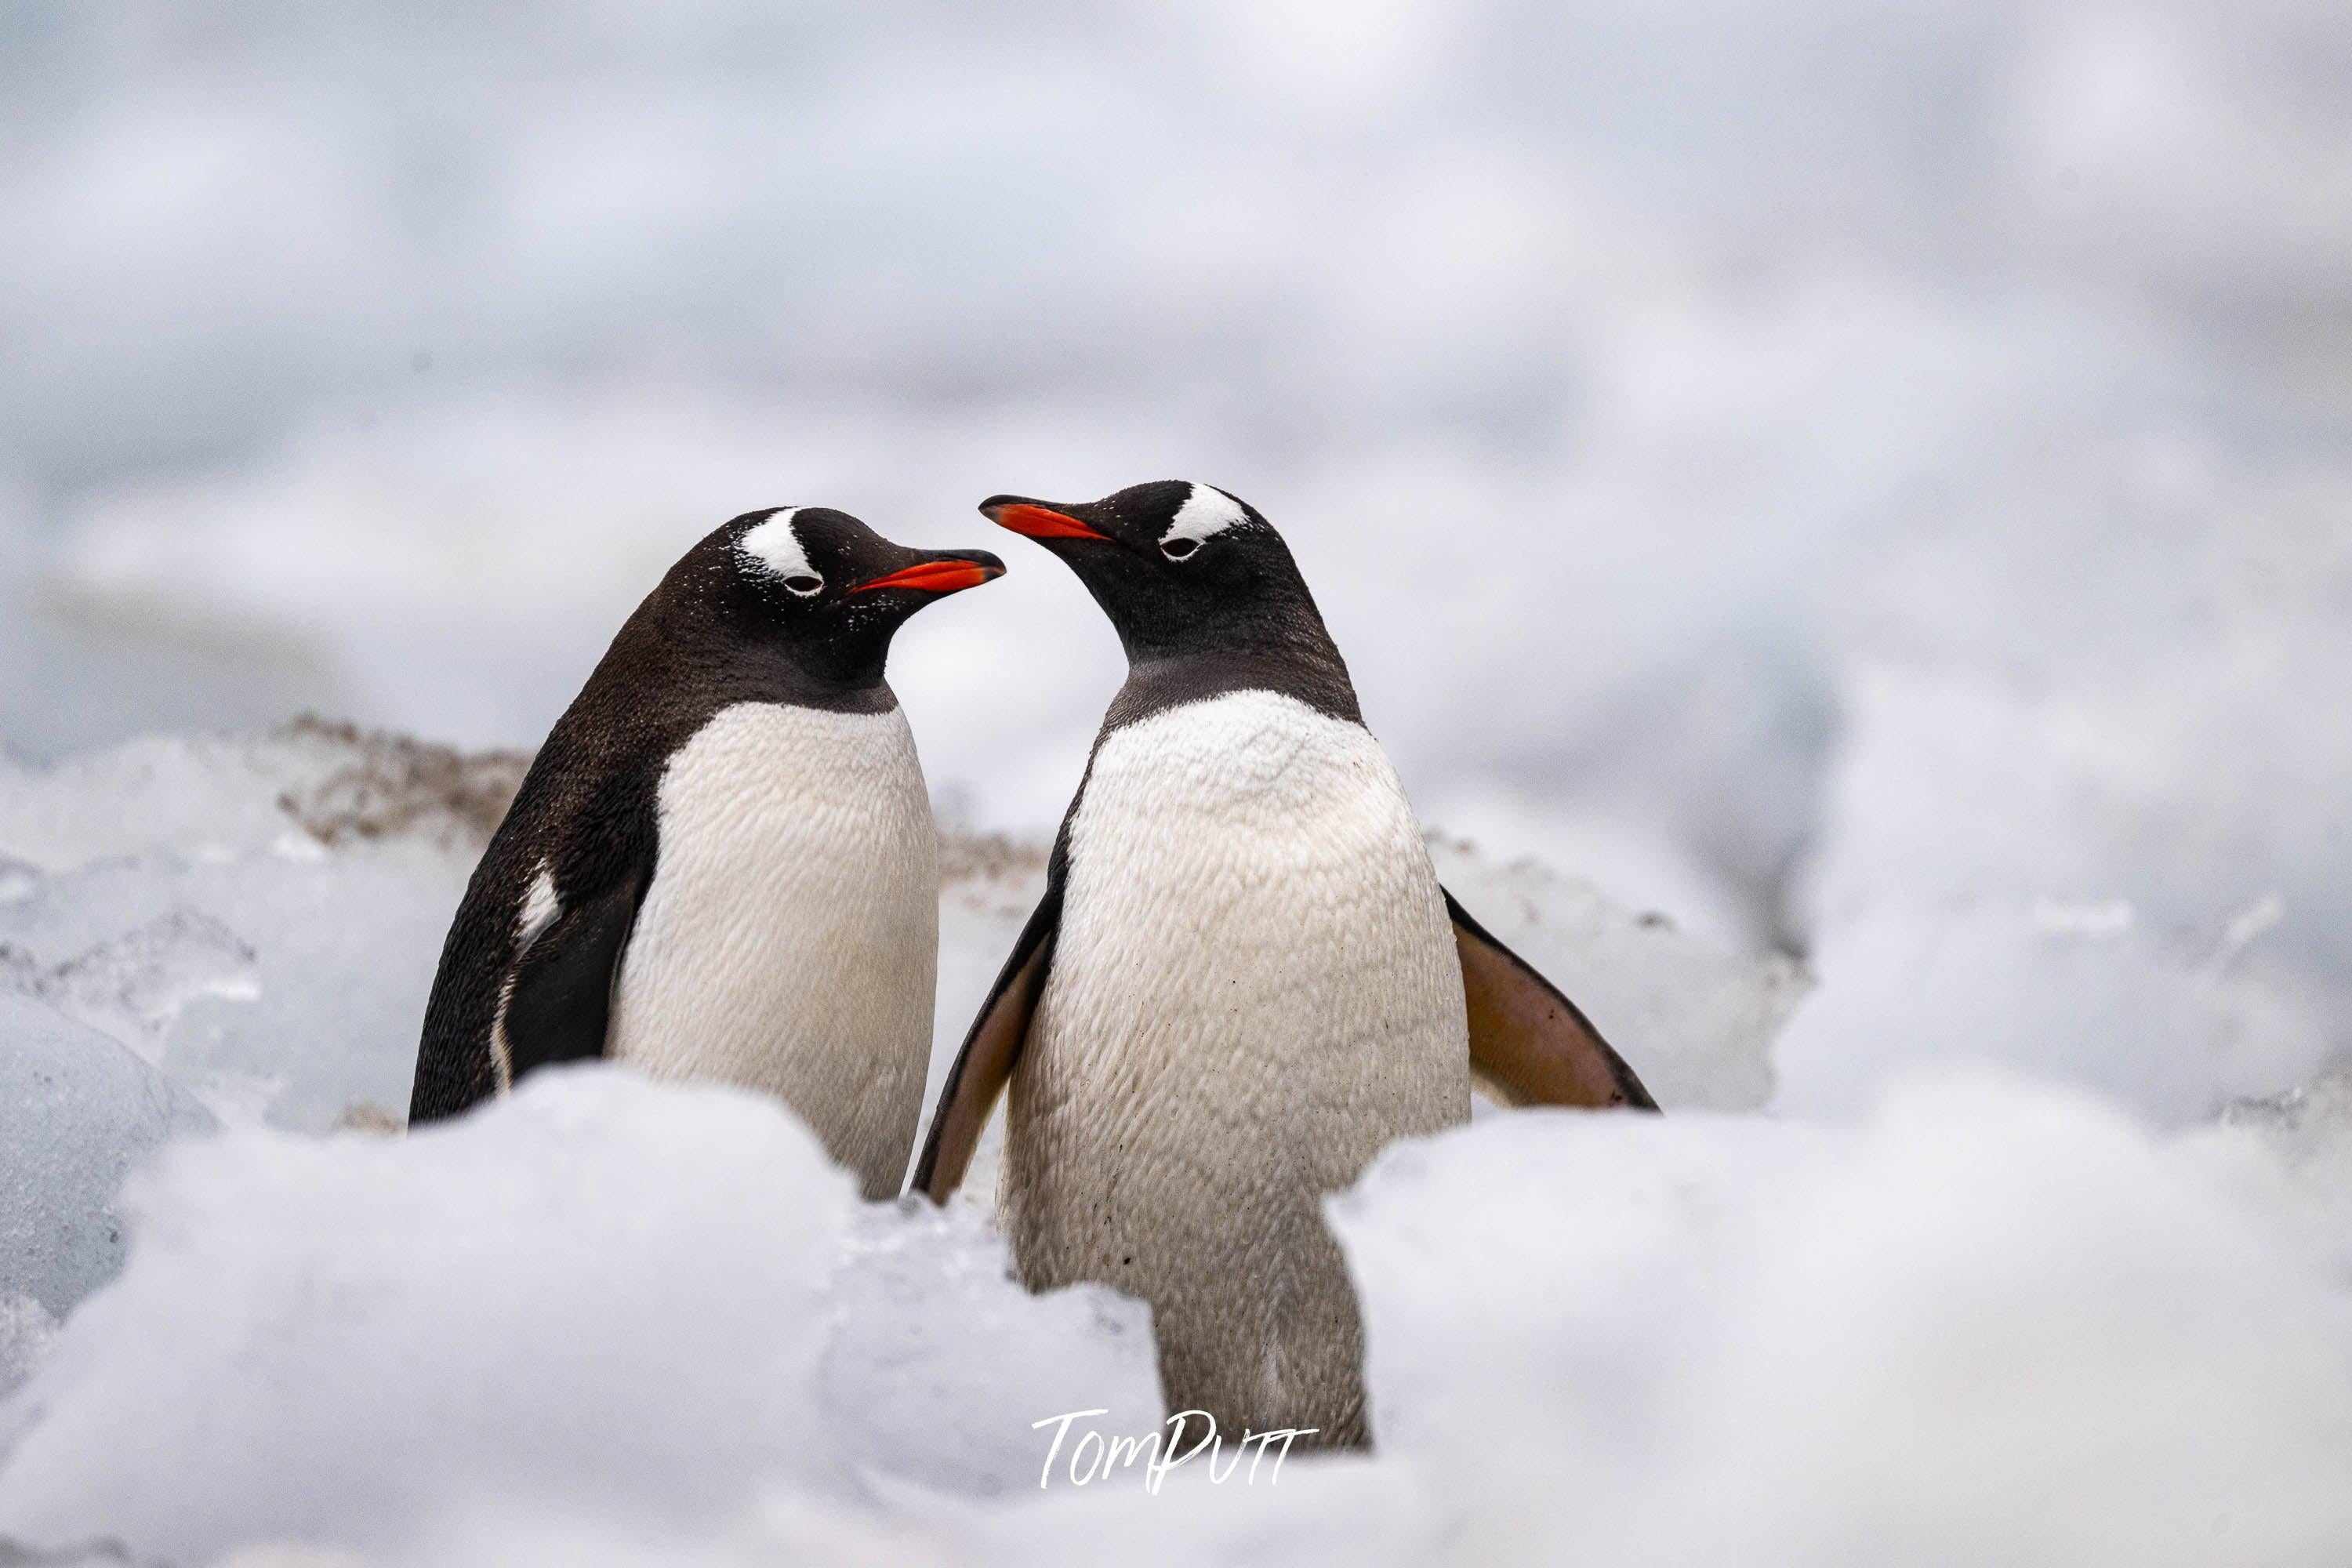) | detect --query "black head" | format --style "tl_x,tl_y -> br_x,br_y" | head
649,506 -> 1004,695
980,481 -> 1329,658
979,480 -> 1360,725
